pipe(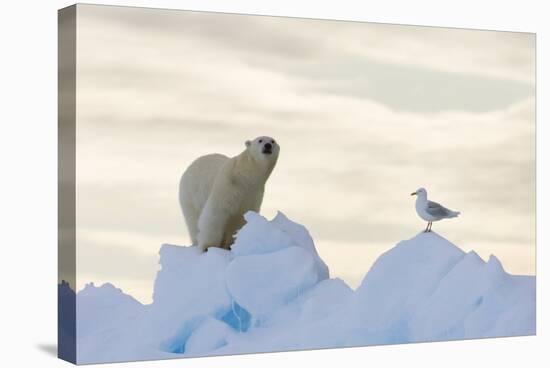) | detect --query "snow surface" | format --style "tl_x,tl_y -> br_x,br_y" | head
72,211 -> 535,364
